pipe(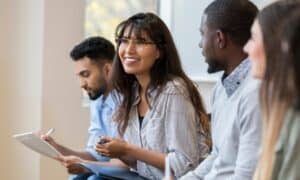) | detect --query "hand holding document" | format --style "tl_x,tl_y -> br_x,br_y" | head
13,128 -> 61,159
